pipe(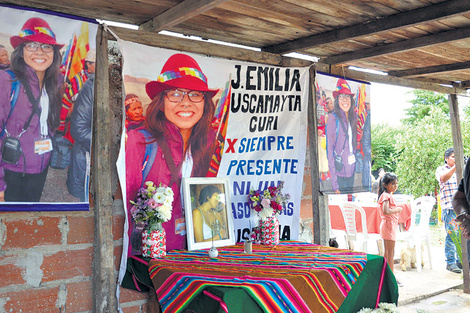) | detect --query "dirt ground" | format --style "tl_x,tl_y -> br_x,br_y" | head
40,166 -> 80,203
